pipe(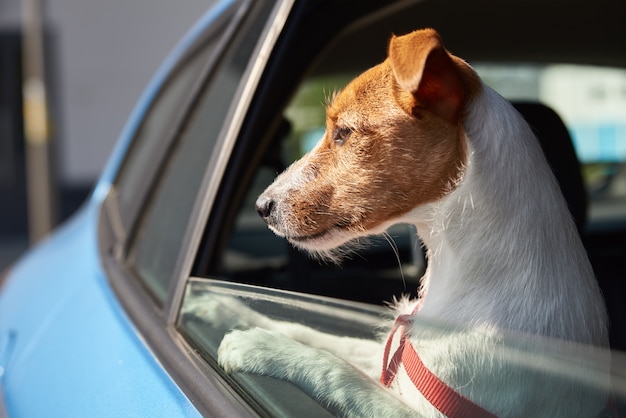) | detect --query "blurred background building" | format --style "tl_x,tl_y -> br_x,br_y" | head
0,0 -> 211,270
